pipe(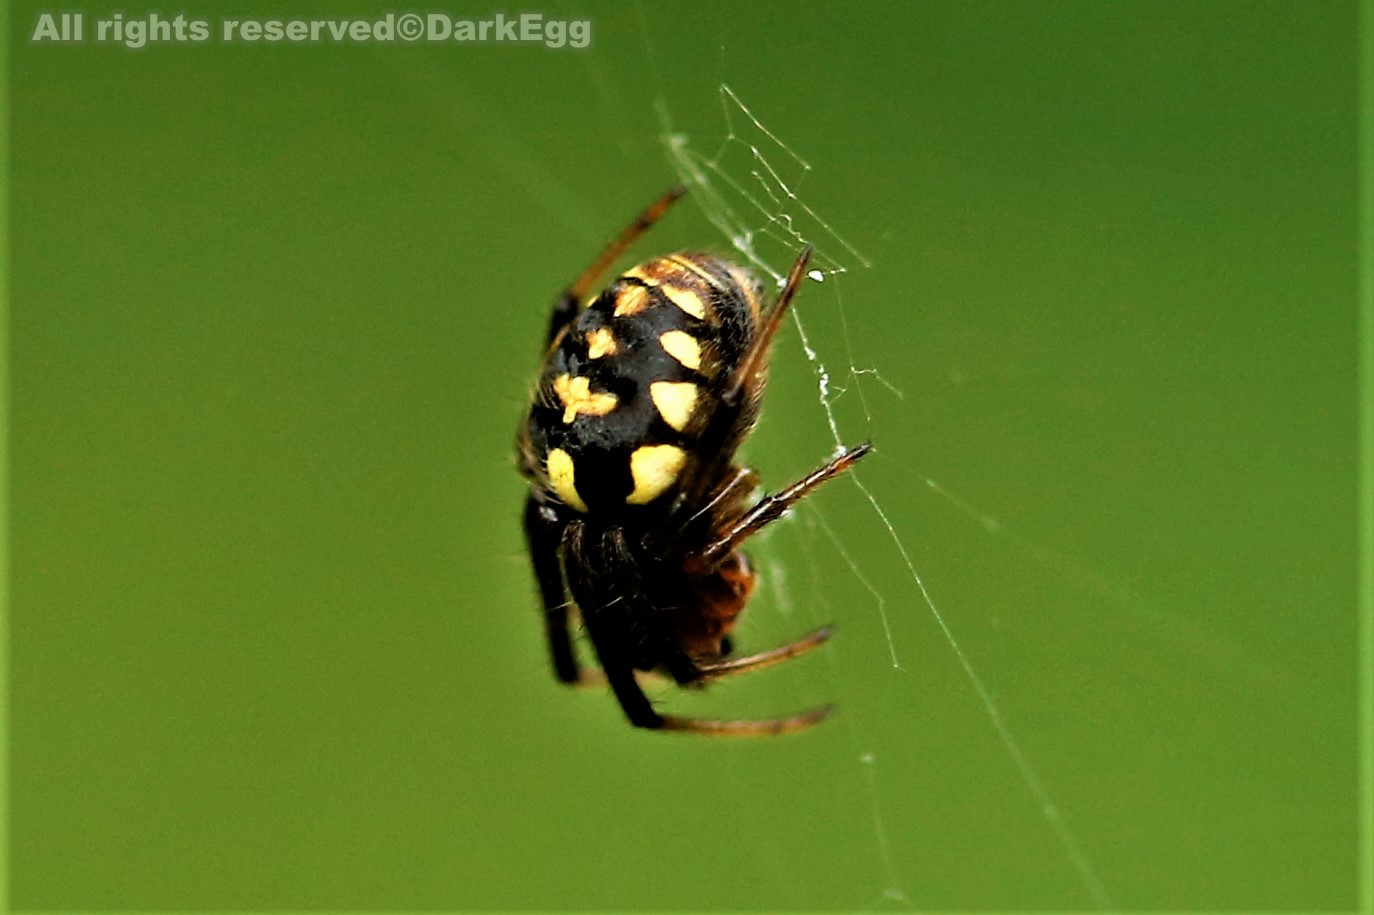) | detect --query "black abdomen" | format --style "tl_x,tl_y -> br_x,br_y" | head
525,253 -> 762,515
